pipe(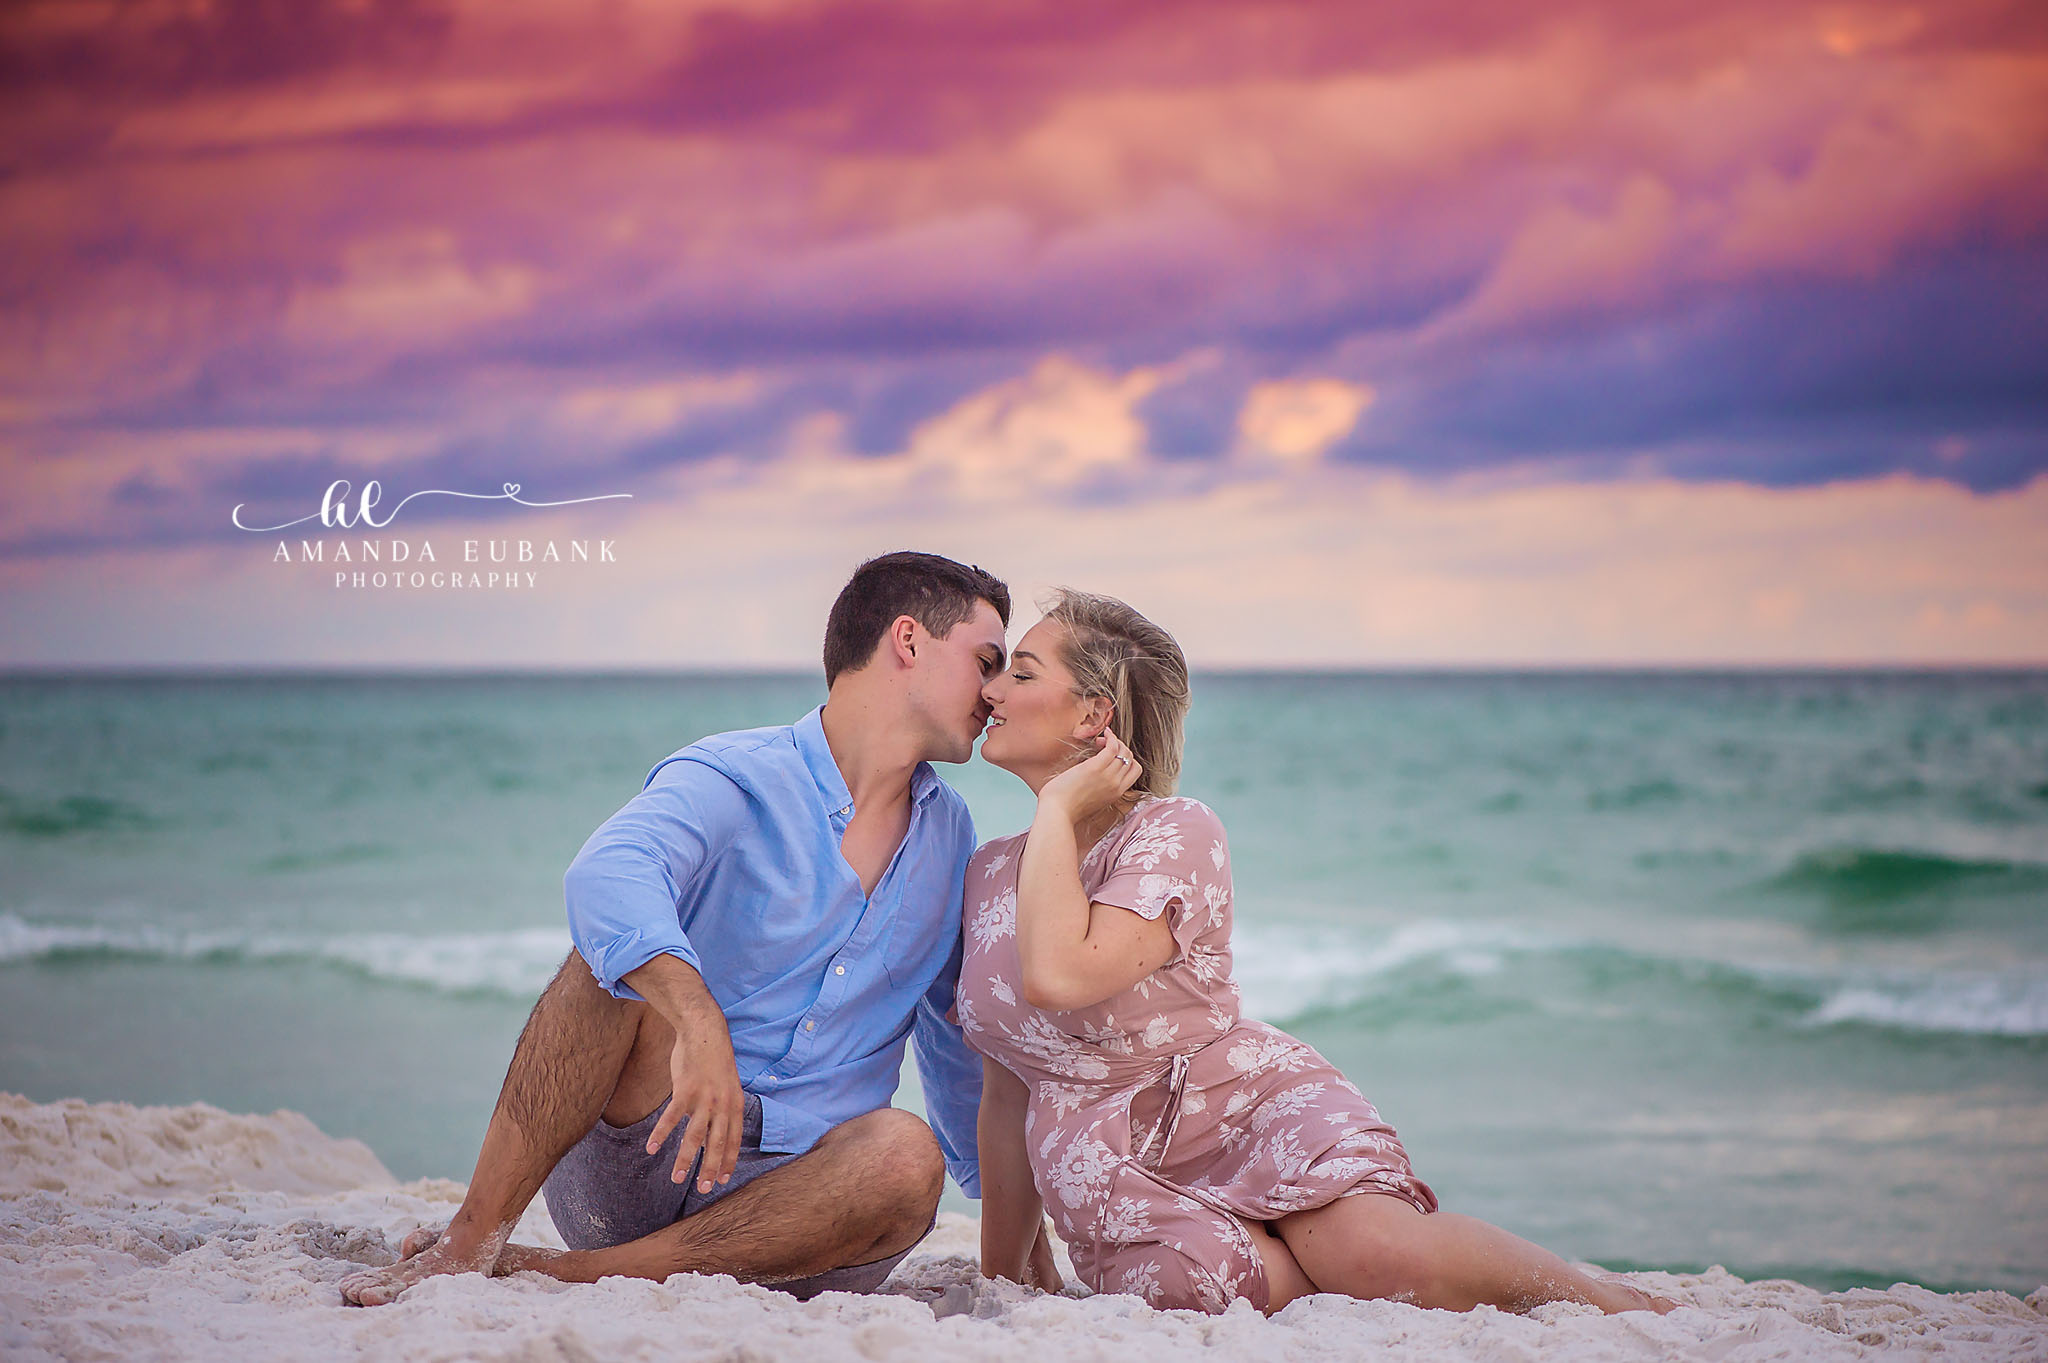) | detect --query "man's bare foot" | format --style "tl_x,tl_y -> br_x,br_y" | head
339,1225 -> 507,1306
401,1225 -> 567,1277
398,1226 -> 444,1260
347,1222 -> 568,1301
492,1241 -> 569,1276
